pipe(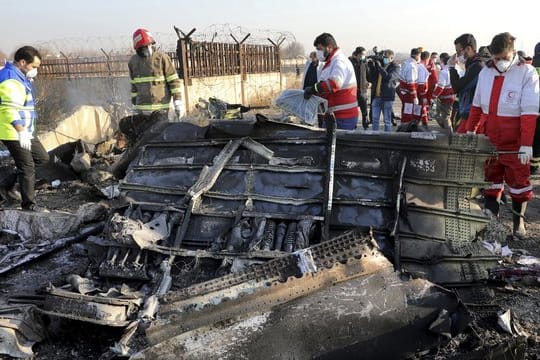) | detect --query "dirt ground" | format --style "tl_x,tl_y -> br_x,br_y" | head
1,131 -> 540,359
